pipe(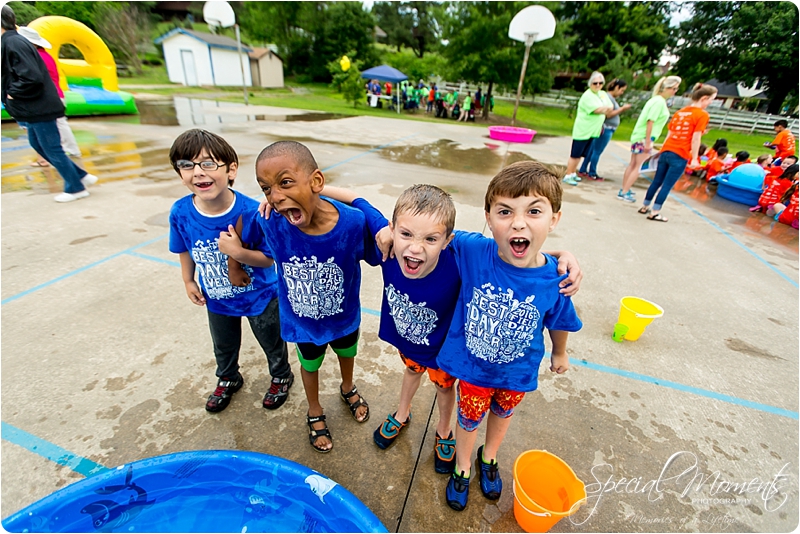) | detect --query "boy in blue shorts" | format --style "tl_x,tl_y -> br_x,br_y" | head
437,161 -> 583,511
168,129 -> 293,414
223,141 -> 381,453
